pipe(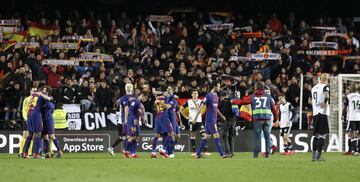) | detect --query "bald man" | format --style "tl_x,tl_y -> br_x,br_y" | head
311,73 -> 330,161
